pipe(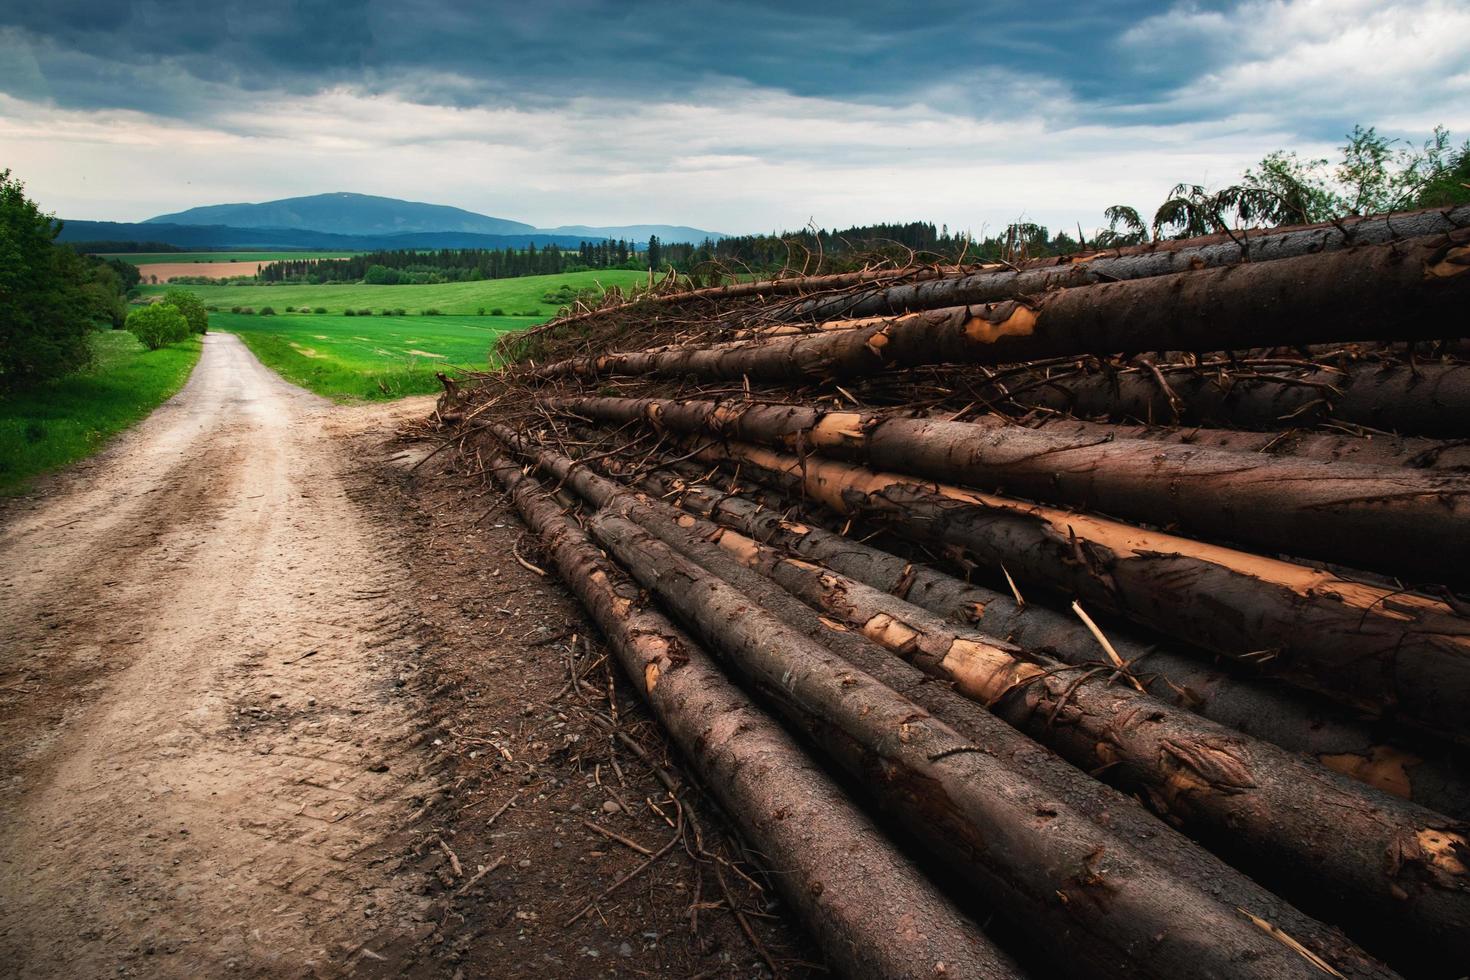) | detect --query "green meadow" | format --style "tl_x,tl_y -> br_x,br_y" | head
215,311 -> 534,401
141,268 -> 649,316
0,331 -> 203,495
108,251 -> 359,265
